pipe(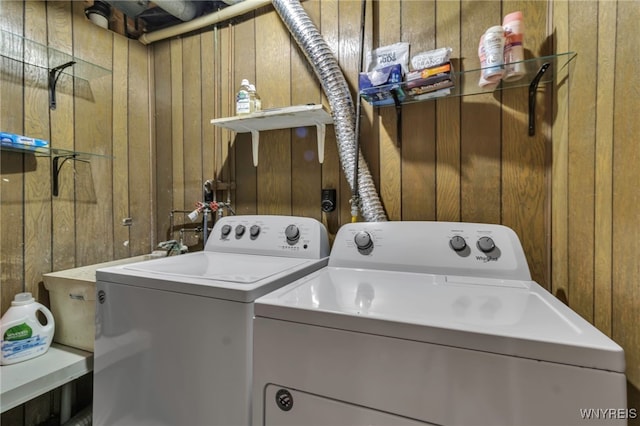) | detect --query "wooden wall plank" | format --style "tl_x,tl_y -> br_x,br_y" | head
501,1 -> 549,286
23,1 -> 50,306
113,35 -> 131,257
459,0 -> 502,224
148,38 -> 157,249
48,1 -> 75,272
357,0 -> 380,223
201,31 -> 216,202
127,40 -> 151,255
218,26 -> 234,212
339,0 -> 369,224
154,40 -> 173,243
593,0 -> 616,337
73,1 -> 114,266
170,38 -> 186,238
319,0 -> 341,236
213,27 -> 224,183
21,23 -> 53,426
435,0 -> 461,222
551,0 -> 569,301
0,3 -> 25,424
401,0 -> 437,221
612,0 -> 640,410
182,34 -> 204,248
233,14 -> 257,215
255,6 -> 291,215
374,0 -> 401,221
566,1 -> 598,320
291,0 -> 322,221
